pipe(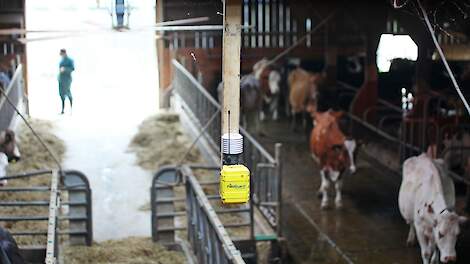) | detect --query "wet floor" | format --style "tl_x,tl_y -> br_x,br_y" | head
26,0 -> 158,241
256,119 -> 470,264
